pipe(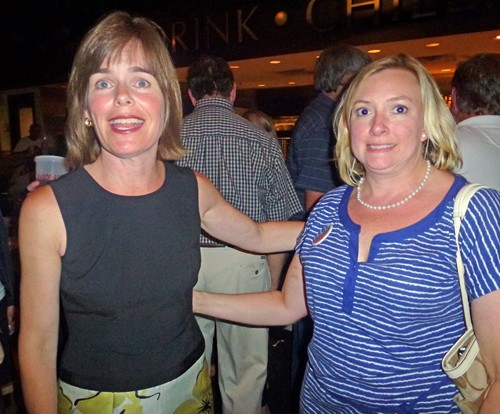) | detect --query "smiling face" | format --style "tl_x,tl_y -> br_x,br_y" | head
349,68 -> 427,177
85,41 -> 165,161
